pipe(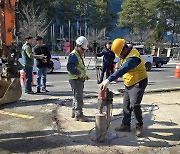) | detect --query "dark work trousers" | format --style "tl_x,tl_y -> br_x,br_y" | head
69,78 -> 84,117
122,78 -> 148,126
99,63 -> 112,83
24,66 -> 33,93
